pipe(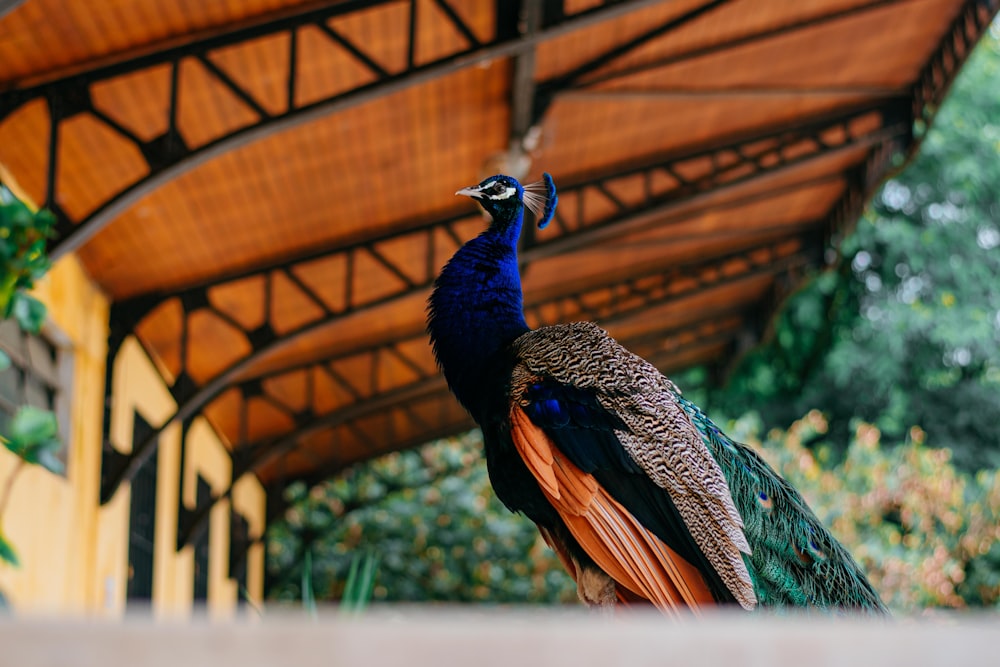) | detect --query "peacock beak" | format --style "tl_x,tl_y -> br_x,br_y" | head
455,185 -> 483,199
